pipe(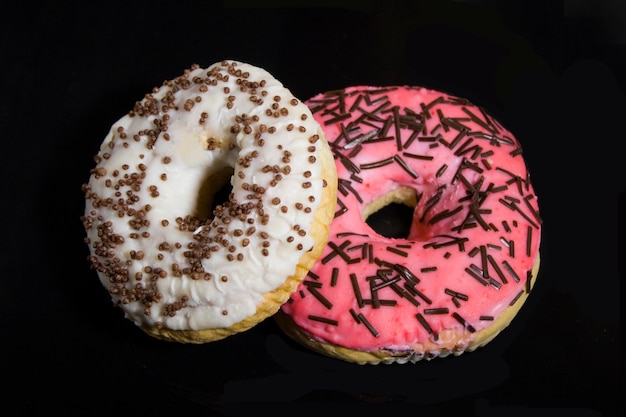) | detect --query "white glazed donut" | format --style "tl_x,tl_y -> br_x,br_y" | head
81,60 -> 337,343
